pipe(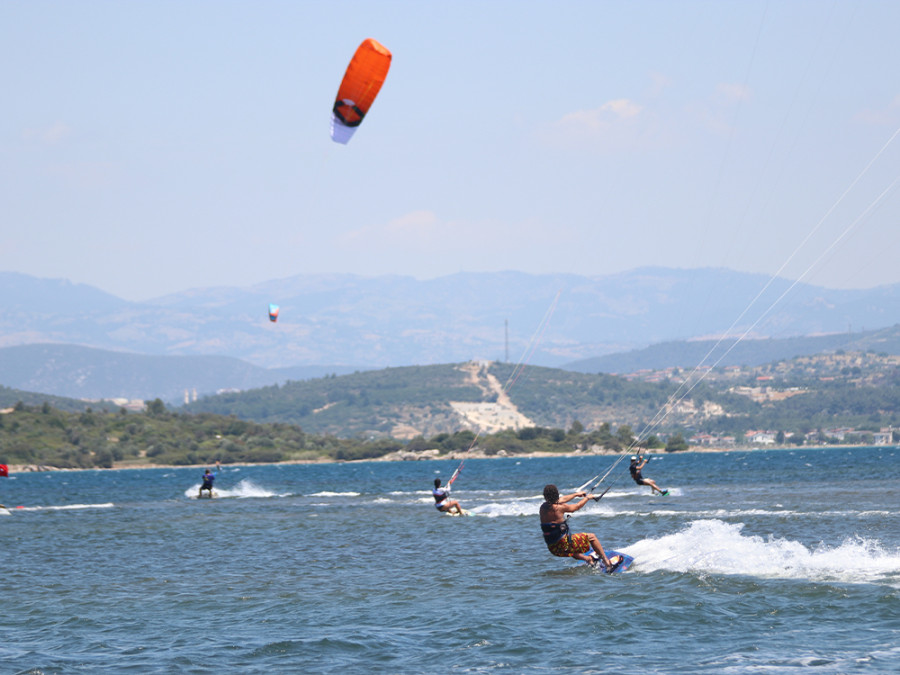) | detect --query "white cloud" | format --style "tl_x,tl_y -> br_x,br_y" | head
557,98 -> 643,130
541,98 -> 648,151
601,98 -> 643,119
